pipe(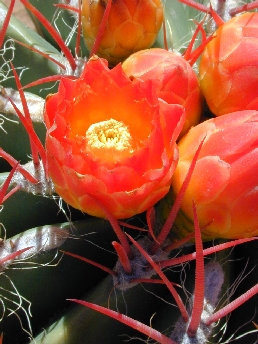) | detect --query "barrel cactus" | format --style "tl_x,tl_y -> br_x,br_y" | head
0,1 -> 258,343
